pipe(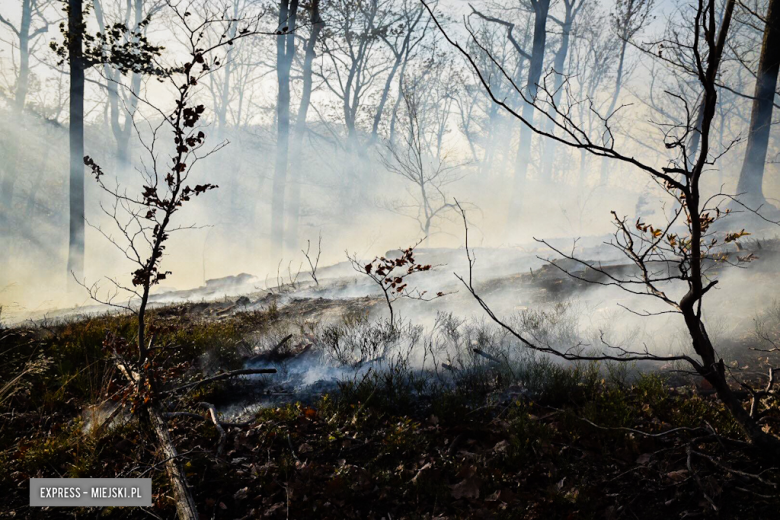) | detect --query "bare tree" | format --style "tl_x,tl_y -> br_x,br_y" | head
271,0 -> 298,251
455,22 -> 525,173
301,231 -> 322,285
381,90 -> 467,243
0,0 -> 55,263
598,0 -> 655,183
203,0 -> 241,138
316,0 -> 398,201
426,0 -> 780,455
567,6 -> 614,186
539,0 -> 585,182
92,0 -> 164,164
371,0 -> 430,144
286,0 -> 324,251
470,0 -> 552,224
735,0 -> 780,208
410,47 -> 459,161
